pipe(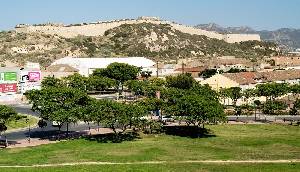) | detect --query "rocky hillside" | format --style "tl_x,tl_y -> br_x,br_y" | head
0,23 -> 278,67
196,23 -> 300,51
